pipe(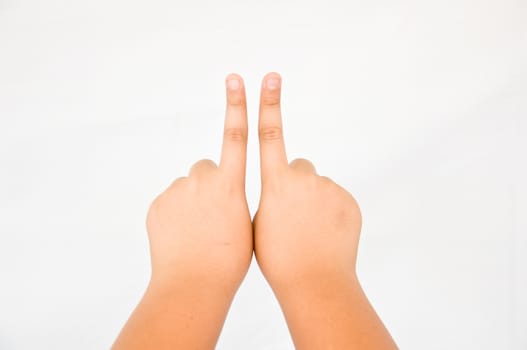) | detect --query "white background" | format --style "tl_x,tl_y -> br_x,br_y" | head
1,0 -> 526,349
